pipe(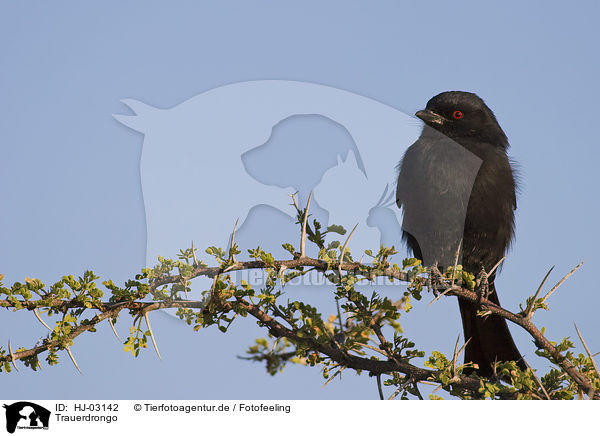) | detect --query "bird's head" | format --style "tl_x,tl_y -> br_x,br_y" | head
416,91 -> 508,148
